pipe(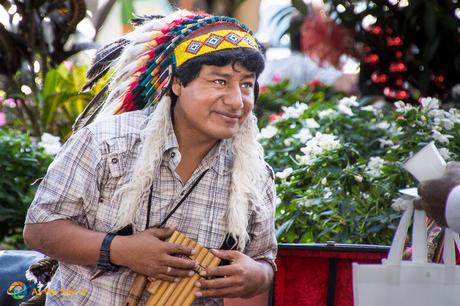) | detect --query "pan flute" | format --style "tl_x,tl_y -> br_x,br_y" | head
125,230 -> 221,306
